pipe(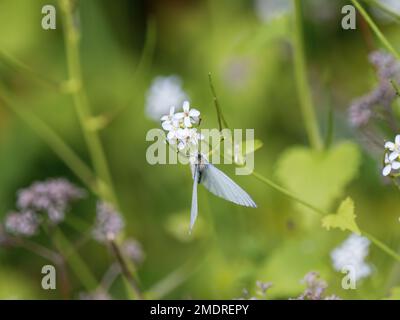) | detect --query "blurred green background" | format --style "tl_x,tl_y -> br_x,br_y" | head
0,0 -> 400,299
